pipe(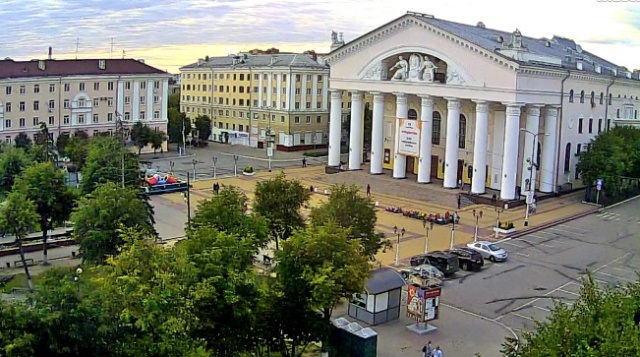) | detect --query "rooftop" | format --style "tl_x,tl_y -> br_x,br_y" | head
0,59 -> 168,80
366,267 -> 406,295
181,53 -> 328,70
